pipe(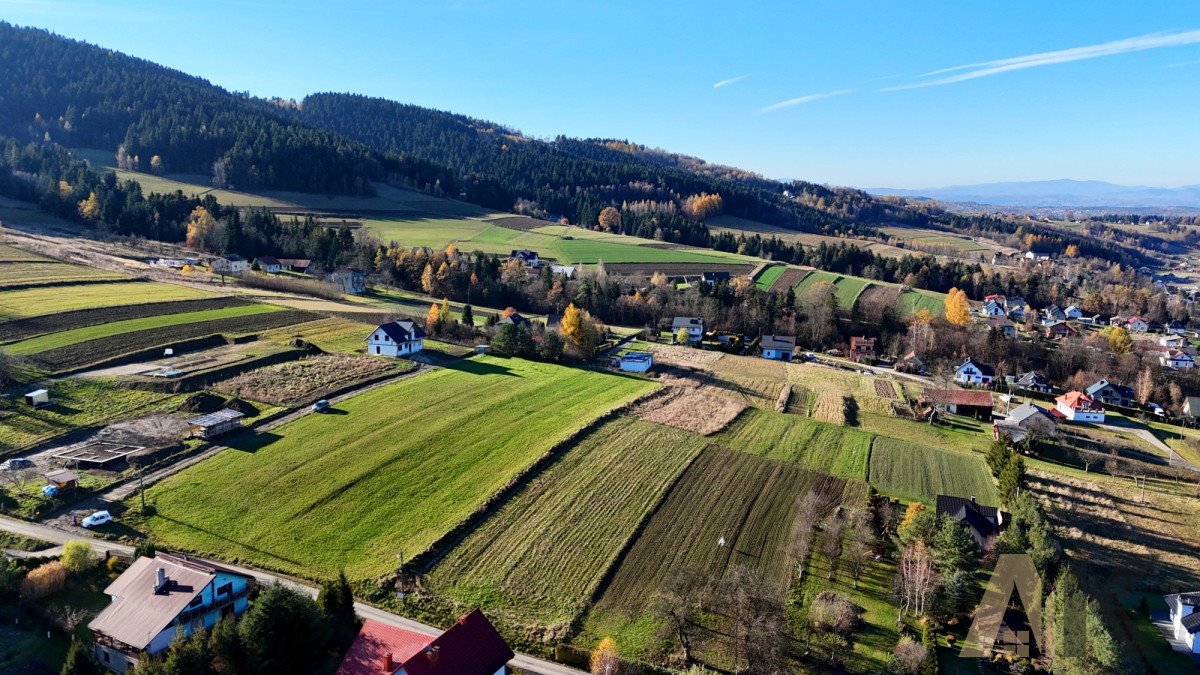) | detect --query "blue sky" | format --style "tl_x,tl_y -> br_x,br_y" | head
3,0 -> 1200,188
